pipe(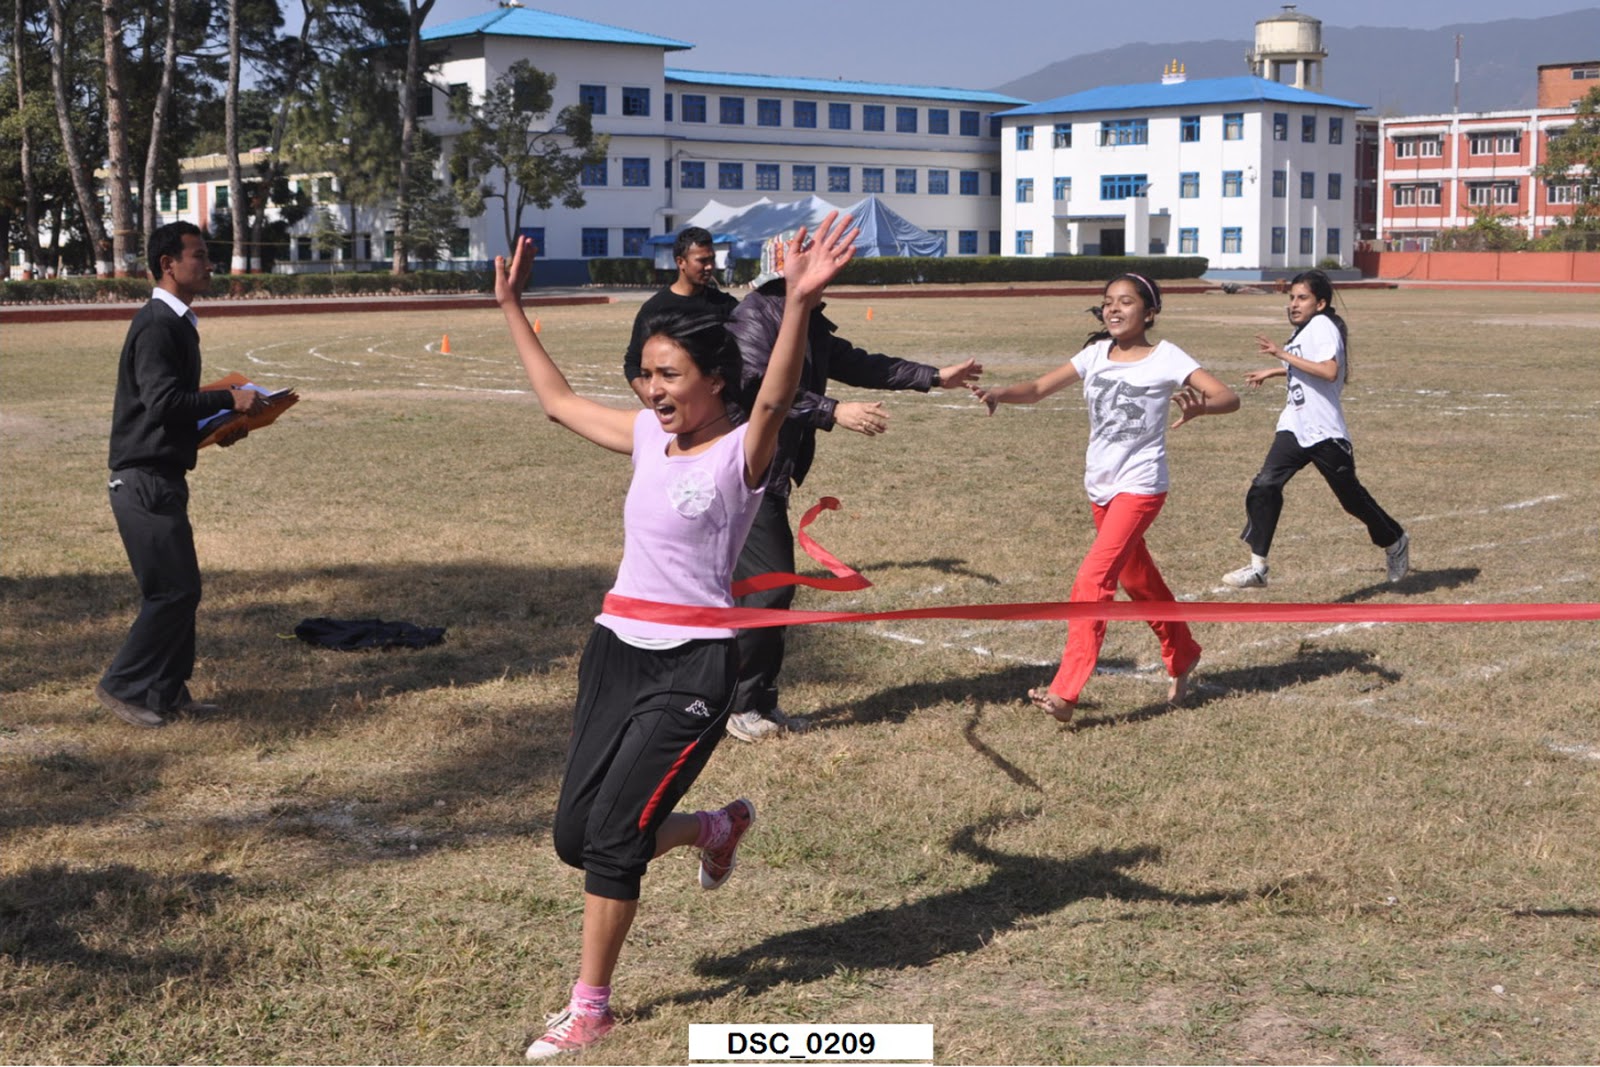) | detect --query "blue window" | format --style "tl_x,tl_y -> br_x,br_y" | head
579,84 -> 605,115
1223,112 -> 1243,140
829,102 -> 851,129
1179,172 -> 1199,198
990,171 -> 1001,196
680,161 -> 705,188
581,159 -> 607,186
1300,227 -> 1314,254
682,94 -> 706,123
518,227 -> 545,256
958,230 -> 977,254
794,101 -> 816,128
1272,170 -> 1287,198
720,97 -> 744,124
896,168 -> 917,194
827,166 -> 850,193
1180,115 -> 1200,142
927,229 -> 948,251
1329,116 -> 1344,144
664,93 -> 673,121
622,86 -> 649,116
1053,176 -> 1071,201
1099,118 -> 1148,145
622,228 -> 650,256
621,157 -> 648,187
1015,178 -> 1033,203
929,108 -> 948,134
1053,123 -> 1072,148
1099,173 -> 1148,200
1222,170 -> 1242,197
960,170 -> 980,195
989,231 -> 1001,254
581,228 -> 608,257
1221,226 -> 1242,253
1328,172 -> 1342,200
863,167 -> 884,193
863,104 -> 885,131
1302,114 -> 1317,142
757,98 -> 781,126
792,165 -> 815,192
896,106 -> 917,133
719,162 -> 744,190
756,163 -> 780,191
1327,227 -> 1341,255
989,115 -> 1002,137
1016,125 -> 1034,150
1272,112 -> 1288,141
1301,171 -> 1316,199
1271,226 -> 1286,254
960,109 -> 980,136
1015,230 -> 1033,255
929,169 -> 948,194
1178,227 -> 1198,254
